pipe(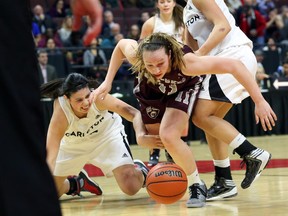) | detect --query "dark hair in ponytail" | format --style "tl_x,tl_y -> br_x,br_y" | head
40,73 -> 99,99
